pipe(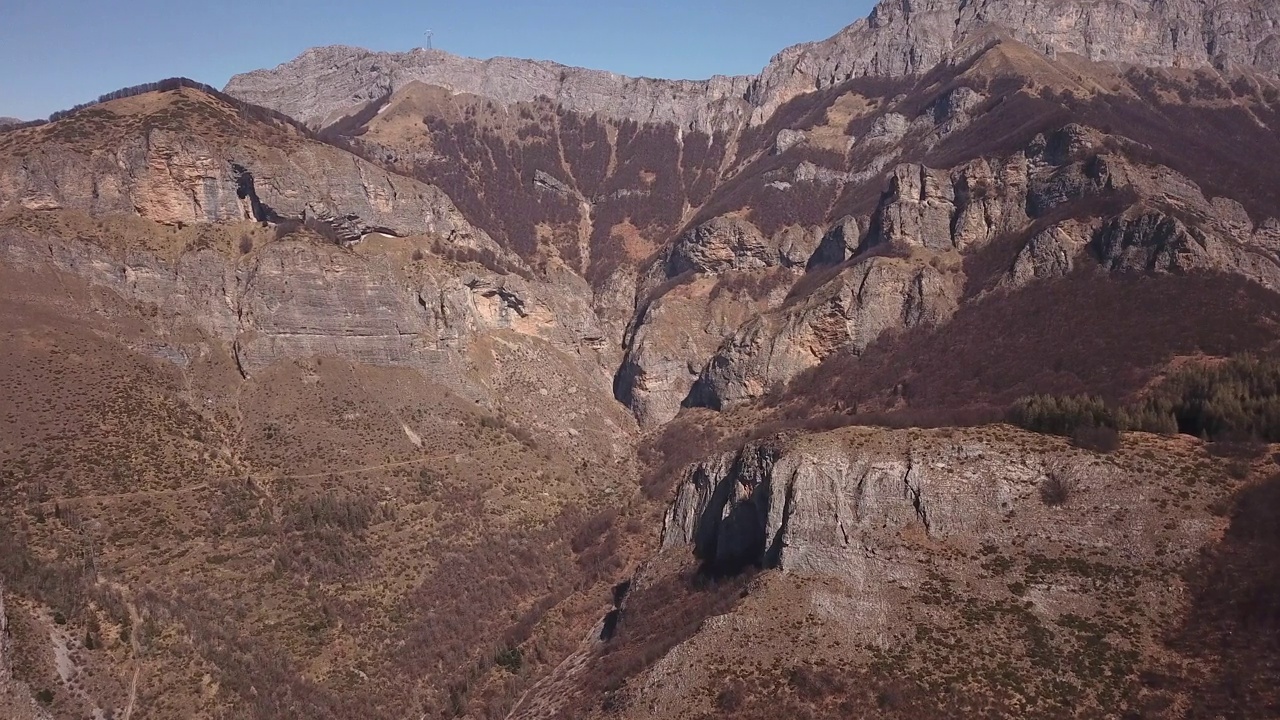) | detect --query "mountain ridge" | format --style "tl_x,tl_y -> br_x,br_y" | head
226,0 -> 1280,131
5,1 -> 1280,718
